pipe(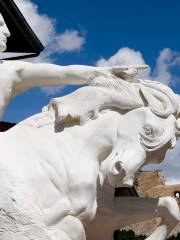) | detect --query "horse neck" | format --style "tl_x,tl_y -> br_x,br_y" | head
65,111 -> 119,162
19,110 -> 119,163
